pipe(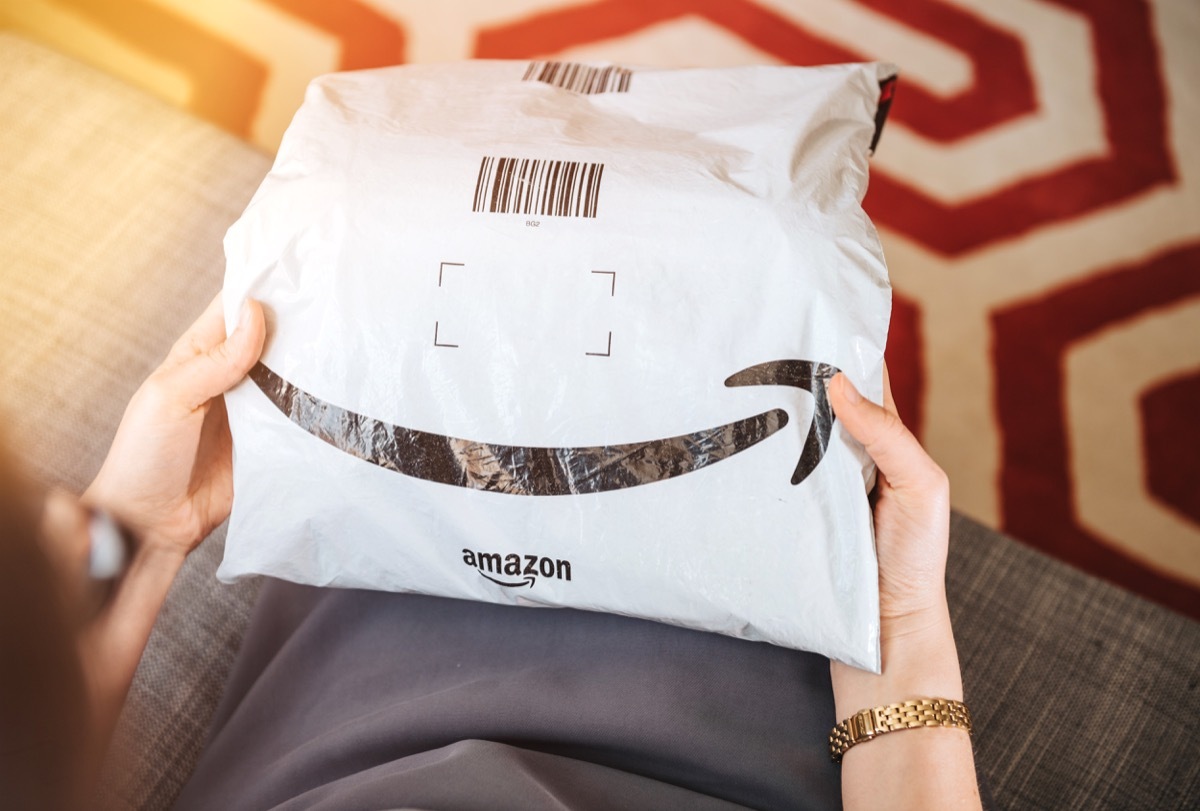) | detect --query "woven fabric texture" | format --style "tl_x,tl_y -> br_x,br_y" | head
0,33 -> 268,810
948,512 -> 1200,810
1,33 -> 1197,811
